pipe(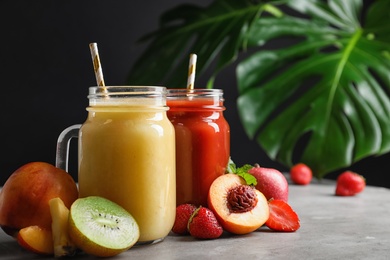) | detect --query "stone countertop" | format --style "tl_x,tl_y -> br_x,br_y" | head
1,178 -> 389,260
